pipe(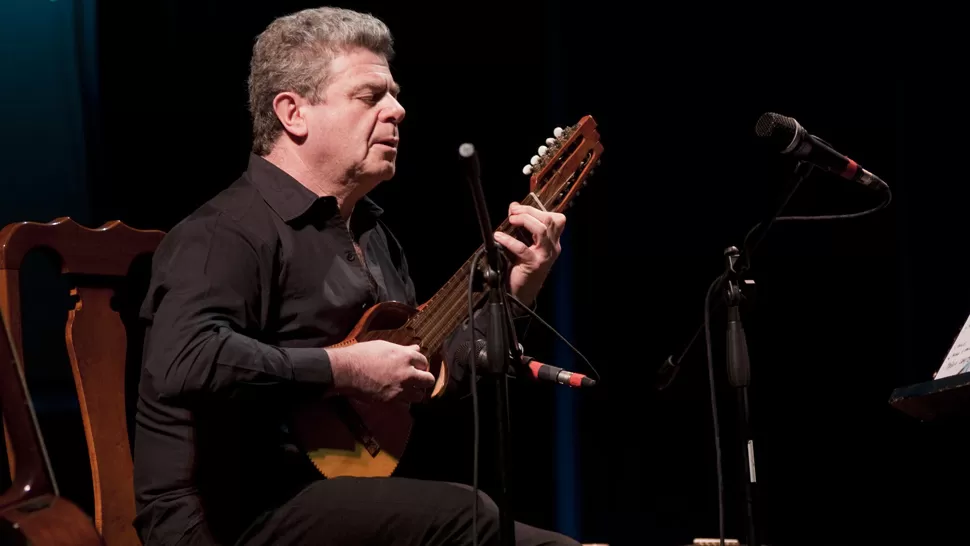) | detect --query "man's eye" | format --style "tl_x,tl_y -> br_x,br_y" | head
358,92 -> 384,104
